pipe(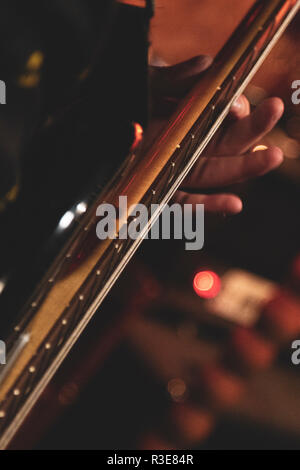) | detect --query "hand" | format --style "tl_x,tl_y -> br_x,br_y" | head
148,55 -> 284,214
